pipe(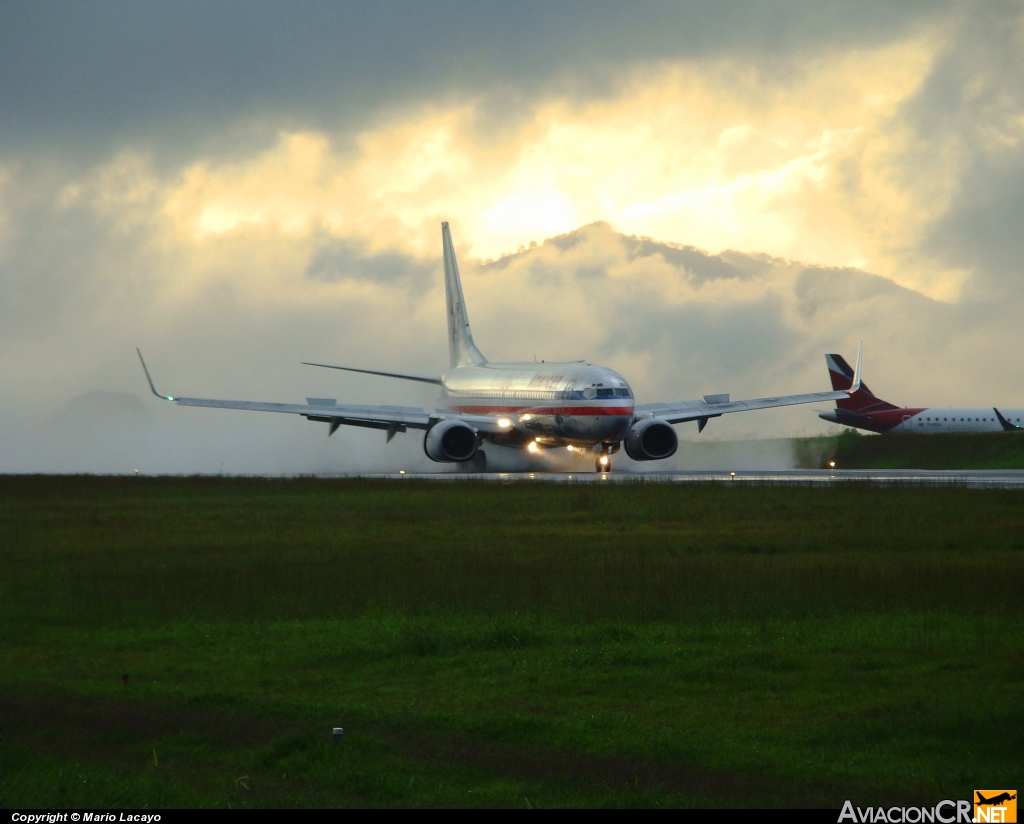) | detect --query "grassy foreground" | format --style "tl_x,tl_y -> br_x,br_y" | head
795,430 -> 1024,469
1,476 -> 1022,808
